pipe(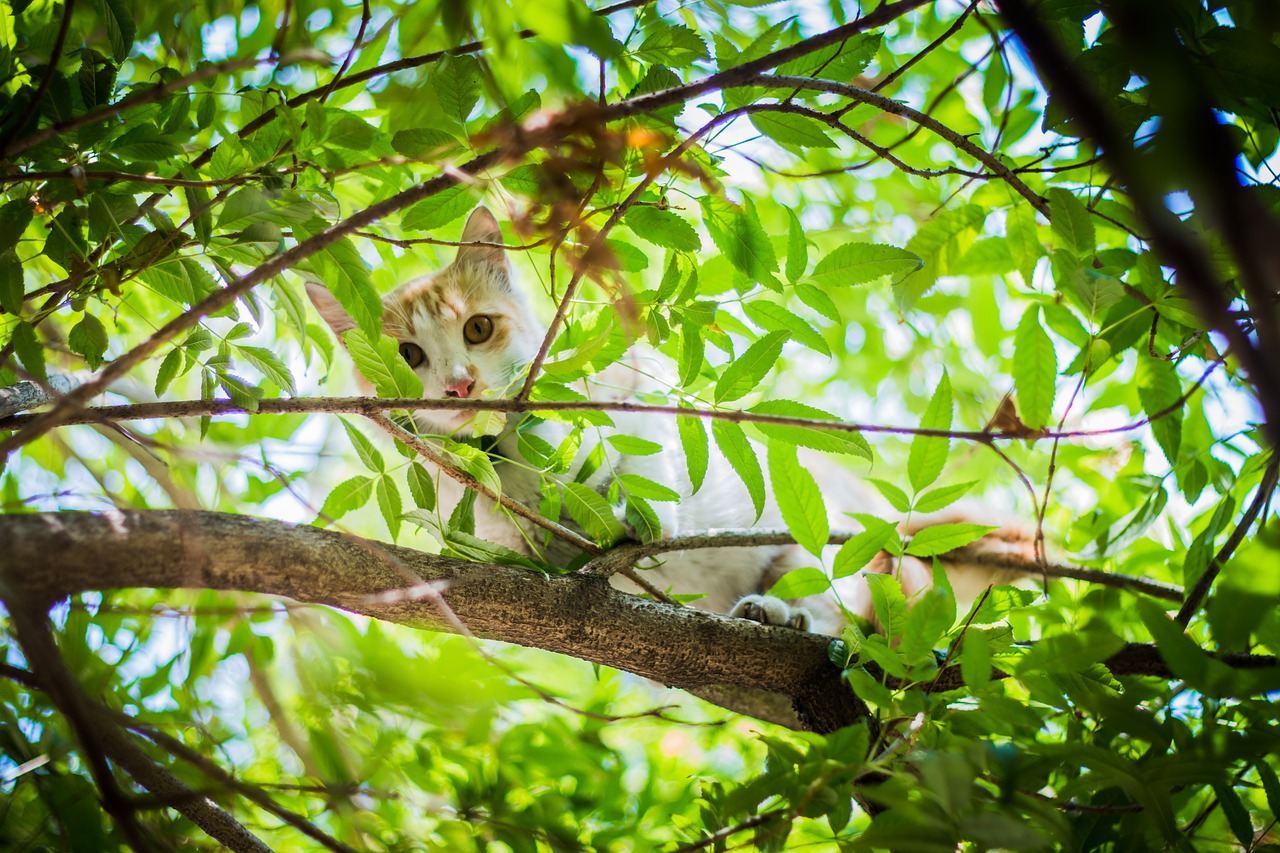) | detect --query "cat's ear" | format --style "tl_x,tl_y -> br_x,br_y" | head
305,281 -> 357,337
456,206 -> 509,273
